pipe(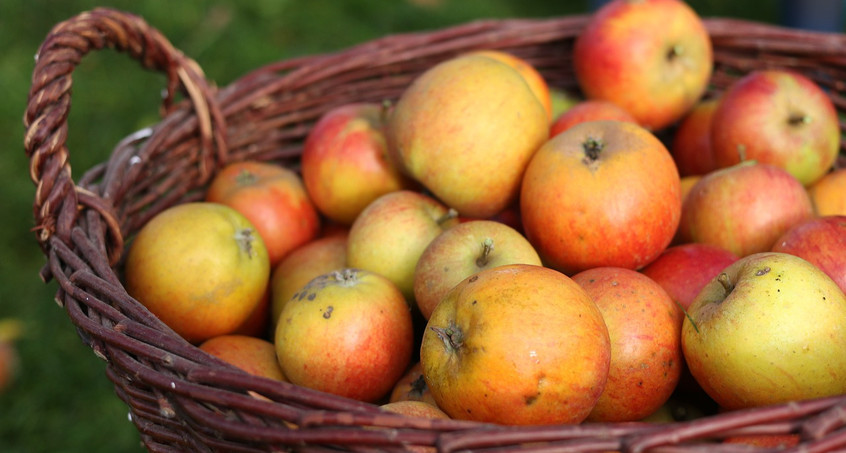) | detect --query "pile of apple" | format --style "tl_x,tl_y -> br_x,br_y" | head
122,0 -> 846,439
